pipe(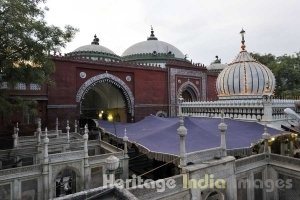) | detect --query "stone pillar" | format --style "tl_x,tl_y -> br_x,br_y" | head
83,125 -> 90,189
55,117 -> 59,135
66,120 -> 70,143
177,96 -> 183,116
247,172 -> 255,200
98,128 -> 102,142
289,140 -> 294,157
177,115 -> 187,168
37,118 -> 41,146
42,128 -> 49,200
122,128 -> 129,179
280,143 -> 288,155
74,120 -> 78,134
36,119 -> 42,162
262,124 -> 271,154
225,173 -> 238,200
218,112 -> 227,157
262,95 -> 273,122
13,122 -> 19,148
264,166 -> 278,200
13,179 -> 21,200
